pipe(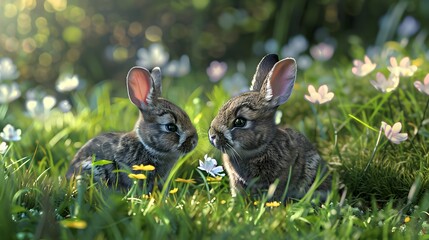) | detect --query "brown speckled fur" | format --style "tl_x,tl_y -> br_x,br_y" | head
66,67 -> 197,191
209,54 -> 331,201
